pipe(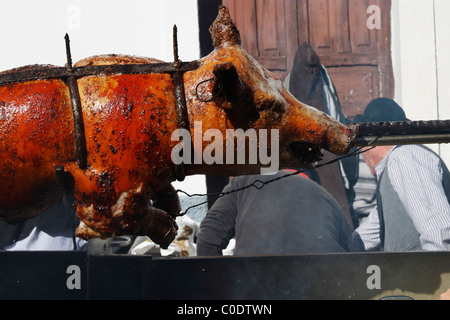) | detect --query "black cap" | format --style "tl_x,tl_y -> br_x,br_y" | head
354,98 -> 409,123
